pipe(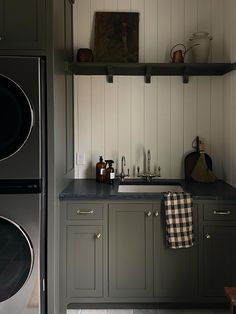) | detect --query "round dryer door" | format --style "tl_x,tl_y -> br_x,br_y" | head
0,216 -> 34,302
0,75 -> 33,161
